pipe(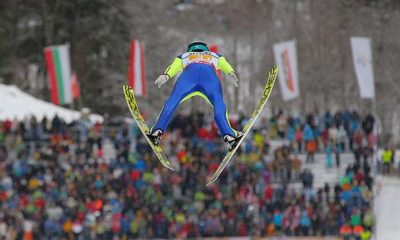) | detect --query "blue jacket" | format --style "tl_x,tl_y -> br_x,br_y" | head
302,124 -> 314,141
273,213 -> 283,226
300,211 -> 311,227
